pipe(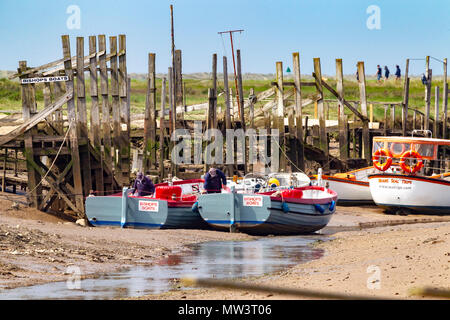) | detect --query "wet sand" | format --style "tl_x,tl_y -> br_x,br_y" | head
0,192 -> 449,299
